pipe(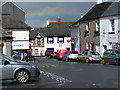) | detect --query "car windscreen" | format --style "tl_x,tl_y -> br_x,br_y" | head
69,51 -> 79,54
115,50 -> 120,54
48,51 -> 54,54
90,51 -> 100,55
